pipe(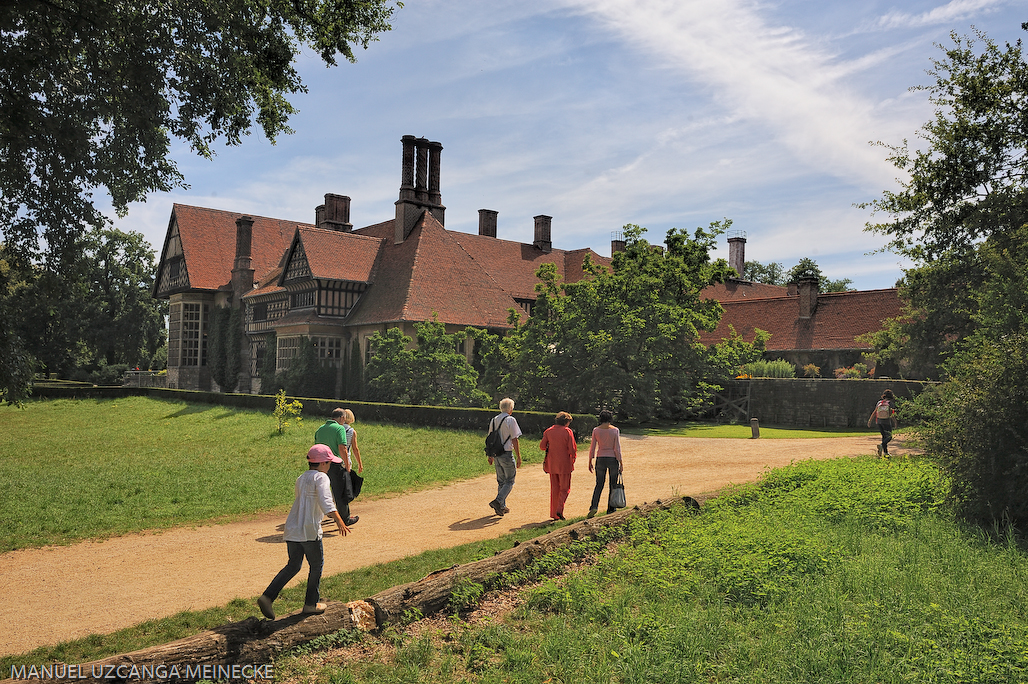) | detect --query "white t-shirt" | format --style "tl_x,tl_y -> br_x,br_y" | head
283,469 -> 337,542
492,413 -> 523,452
